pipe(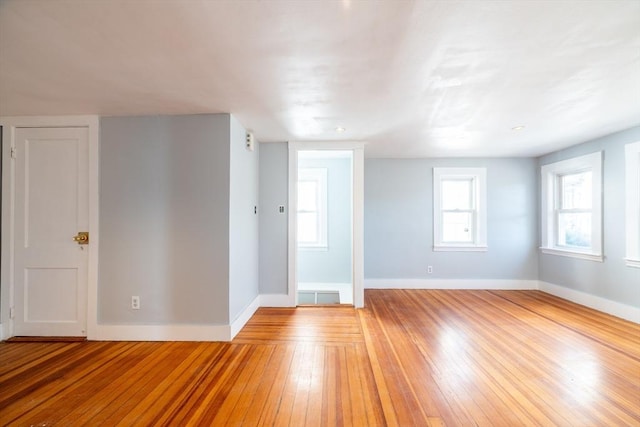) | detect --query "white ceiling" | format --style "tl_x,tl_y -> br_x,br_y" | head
1,0 -> 639,157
